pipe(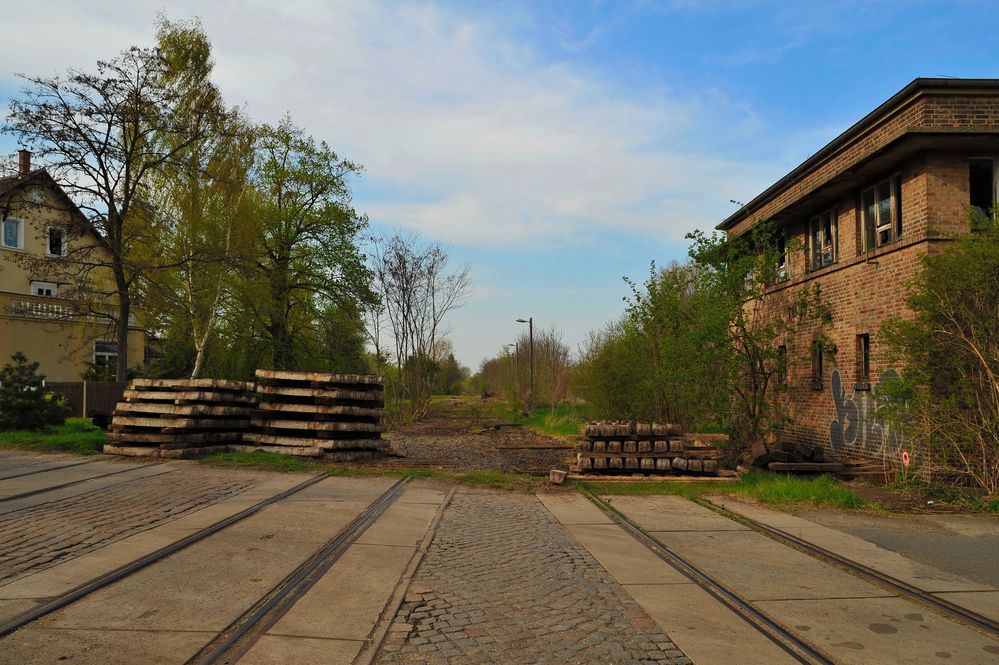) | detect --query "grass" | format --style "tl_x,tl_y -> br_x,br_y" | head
196,450 -> 542,492
0,418 -> 107,455
581,470 -> 870,510
886,475 -> 999,513
492,402 -> 589,438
